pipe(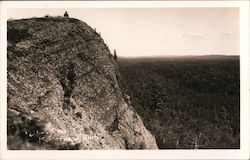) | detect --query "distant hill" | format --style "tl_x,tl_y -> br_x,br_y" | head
119,54 -> 239,60
118,55 -> 239,66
